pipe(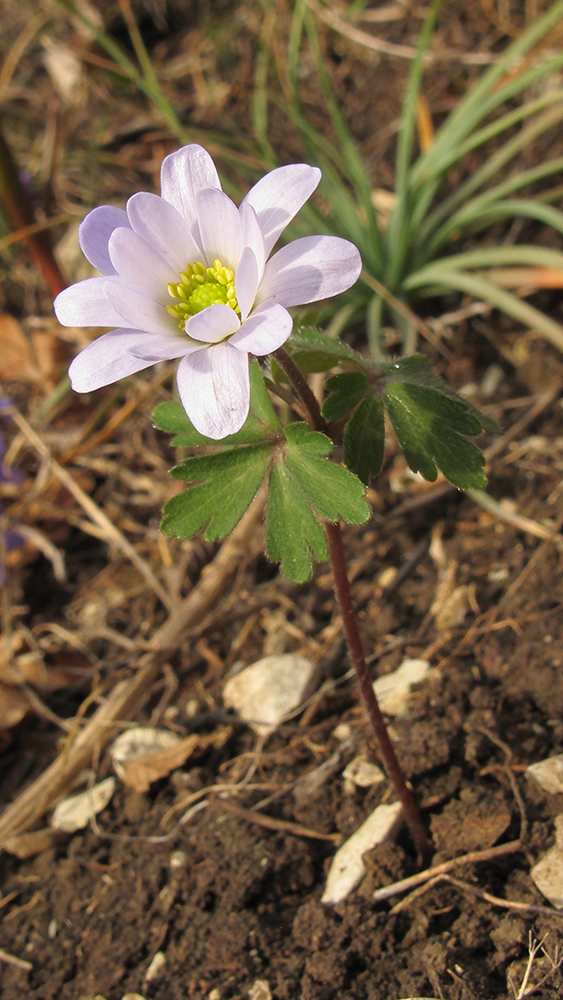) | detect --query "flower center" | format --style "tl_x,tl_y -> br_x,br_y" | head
166,258 -> 240,331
